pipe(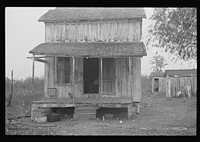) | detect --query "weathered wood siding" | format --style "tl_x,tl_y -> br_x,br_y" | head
131,57 -> 141,102
74,58 -> 84,97
44,57 -> 84,98
115,58 -> 129,98
169,77 -> 197,97
44,57 -> 142,101
115,57 -> 141,101
45,20 -> 141,43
